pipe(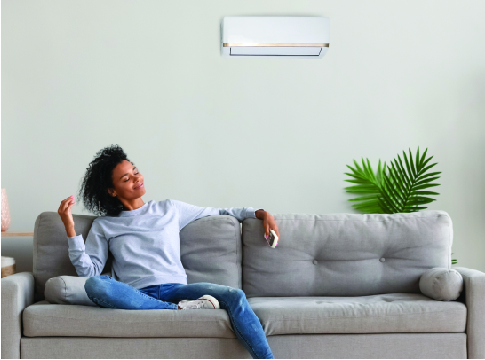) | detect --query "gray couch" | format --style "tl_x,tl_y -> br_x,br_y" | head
2,209 -> 484,359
